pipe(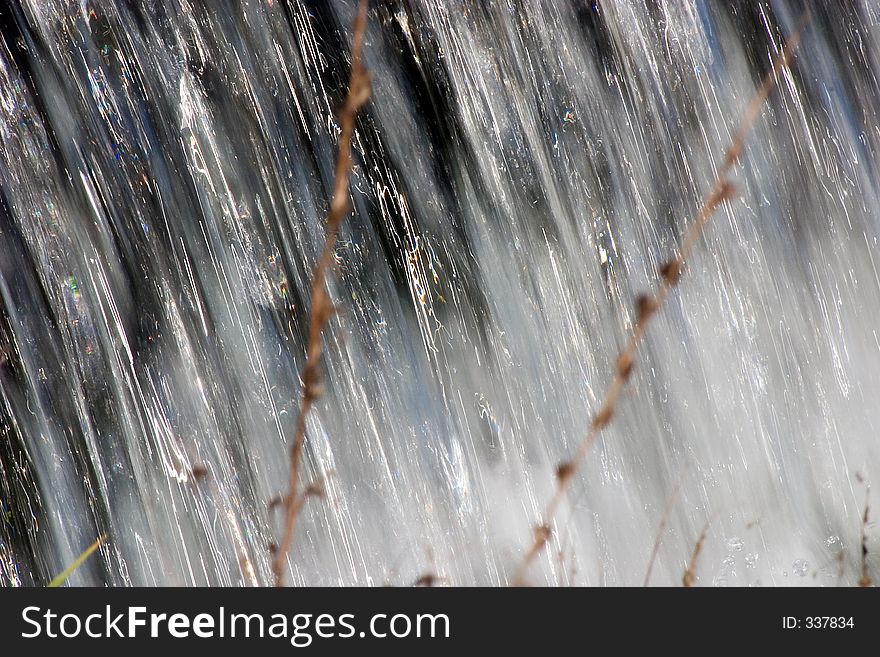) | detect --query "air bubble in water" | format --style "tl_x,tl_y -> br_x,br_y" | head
825,535 -> 842,551
726,537 -> 744,552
